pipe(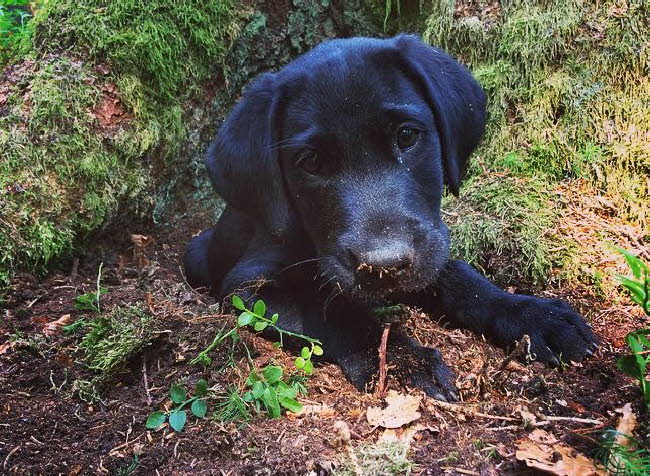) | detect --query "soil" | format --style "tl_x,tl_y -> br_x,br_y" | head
1,213 -> 648,475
